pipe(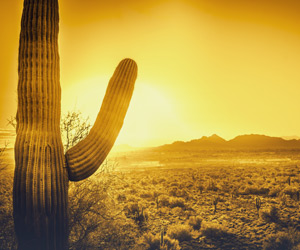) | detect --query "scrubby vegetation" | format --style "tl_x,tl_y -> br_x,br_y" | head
1,144 -> 300,249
